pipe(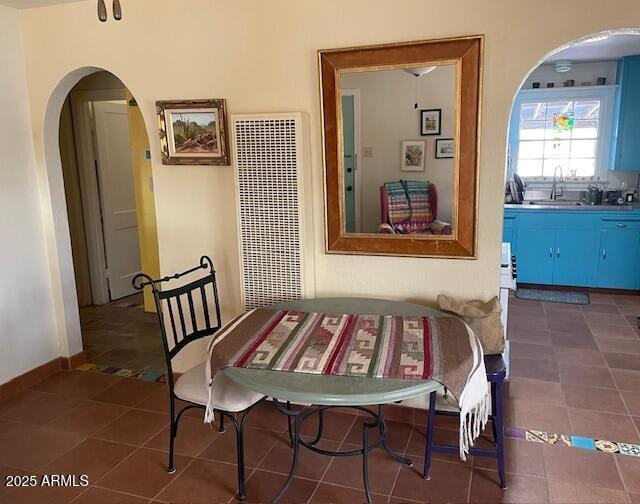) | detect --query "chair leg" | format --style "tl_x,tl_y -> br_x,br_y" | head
231,402 -> 263,502
168,395 -> 177,474
494,379 -> 507,489
219,413 -> 225,433
233,414 -> 247,502
422,391 -> 437,480
491,381 -> 498,443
